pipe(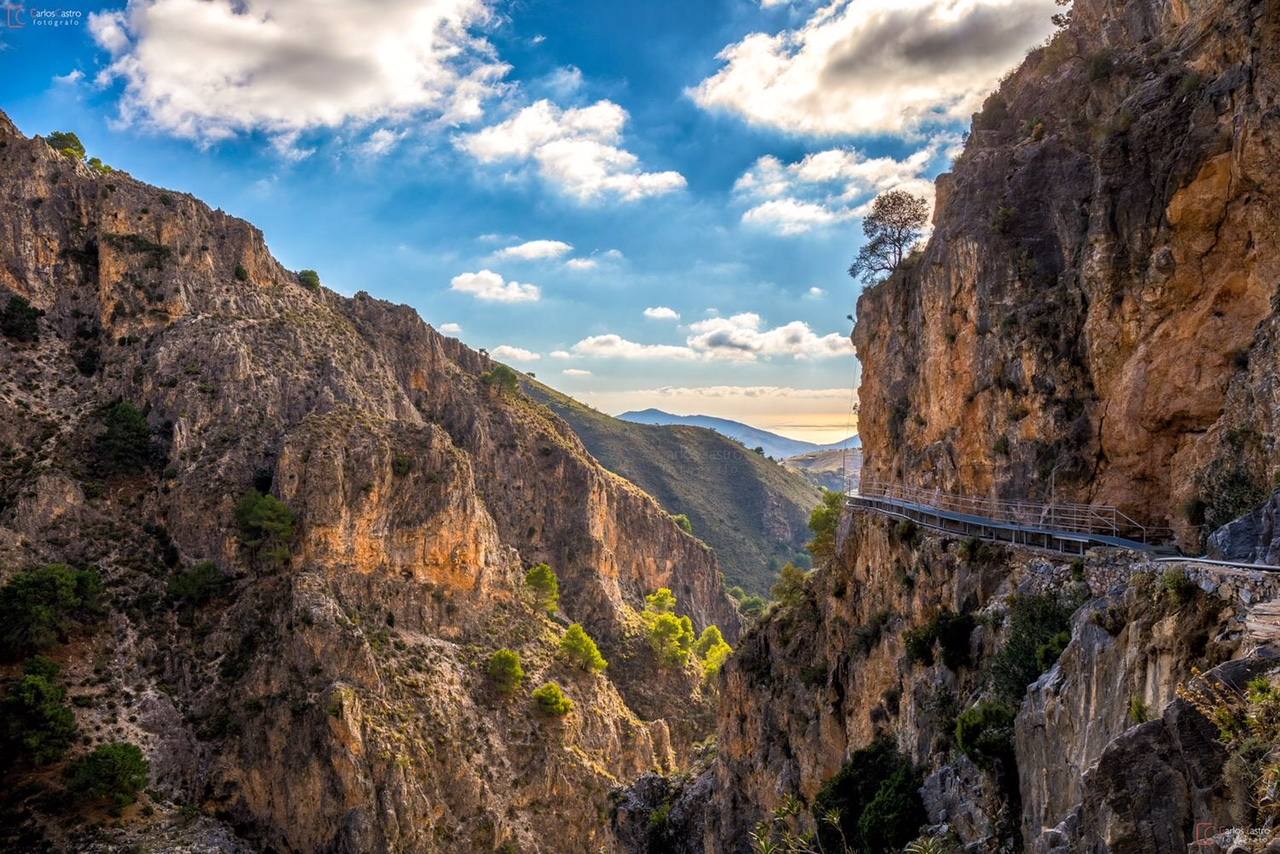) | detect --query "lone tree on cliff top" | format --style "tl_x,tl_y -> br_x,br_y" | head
847,190 -> 929,284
